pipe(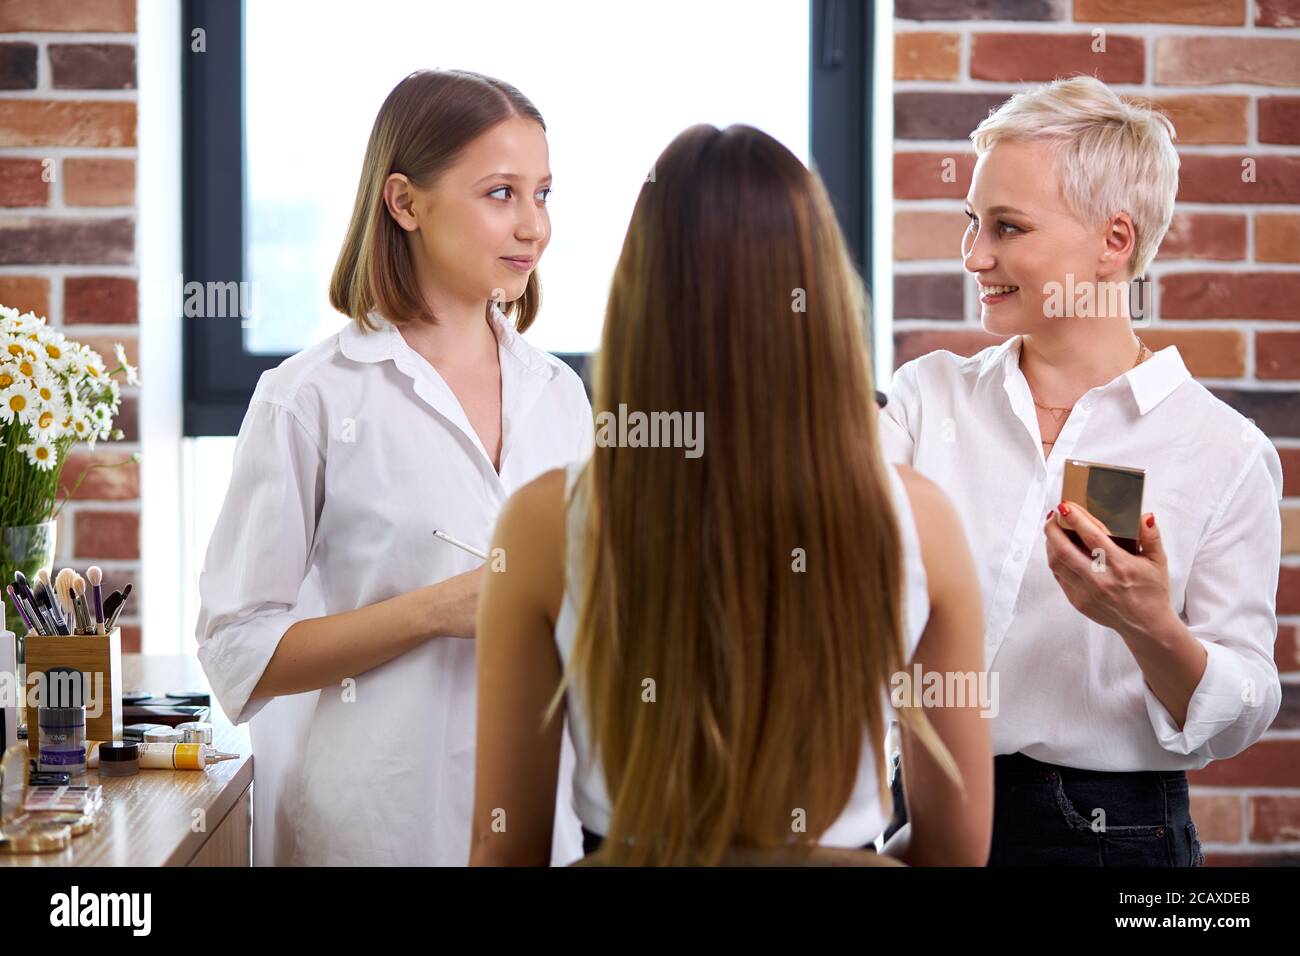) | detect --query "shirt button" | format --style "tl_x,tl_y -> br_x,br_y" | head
1013,549 -> 1024,562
